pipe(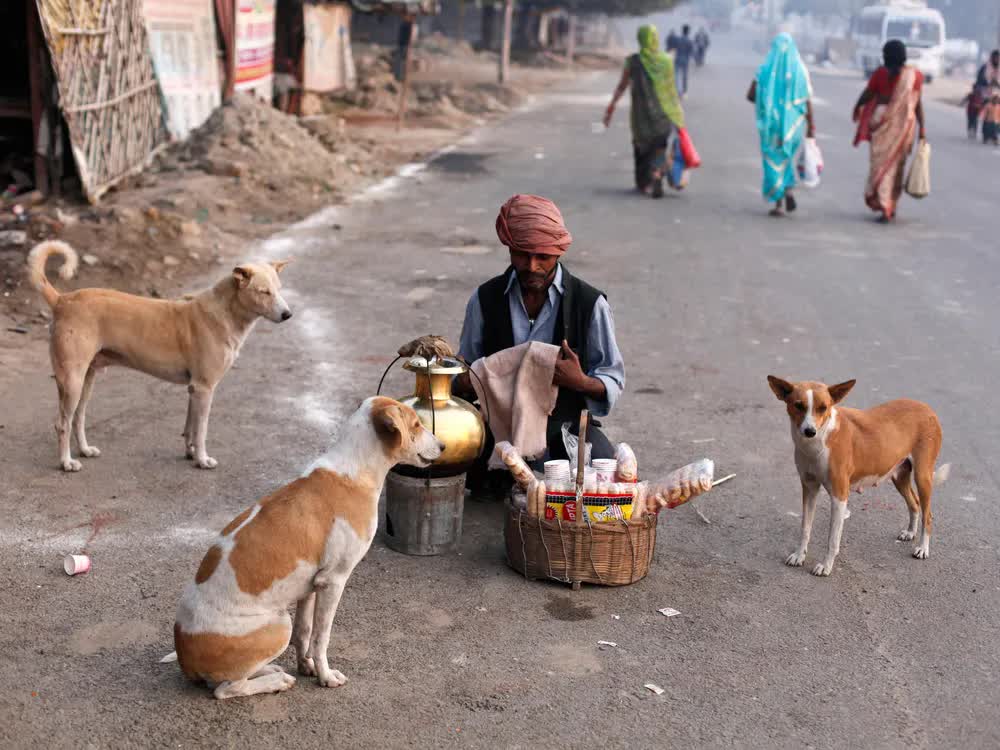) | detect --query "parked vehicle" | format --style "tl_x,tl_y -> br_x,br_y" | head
851,1 -> 945,83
